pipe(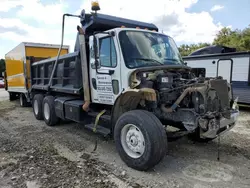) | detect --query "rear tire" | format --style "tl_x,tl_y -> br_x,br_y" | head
114,110 -> 167,171
42,96 -> 59,126
20,93 -> 28,107
32,94 -> 44,120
